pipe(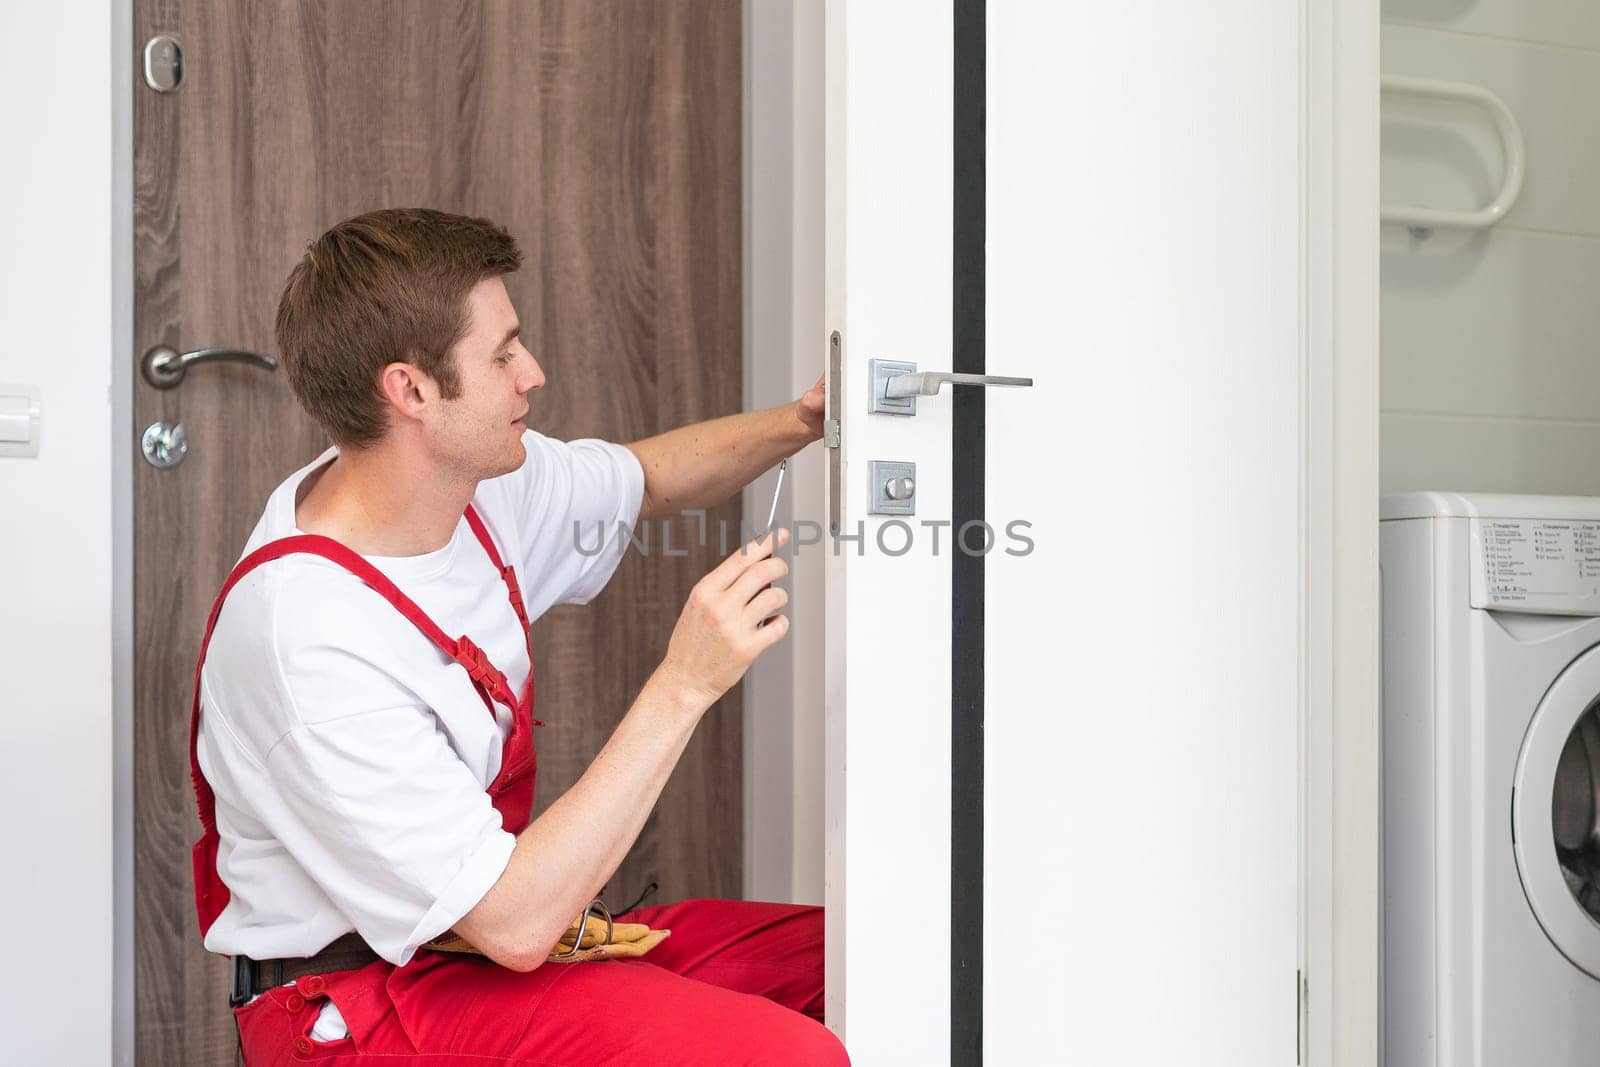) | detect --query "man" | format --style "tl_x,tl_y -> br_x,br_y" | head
187,208 -> 845,1063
